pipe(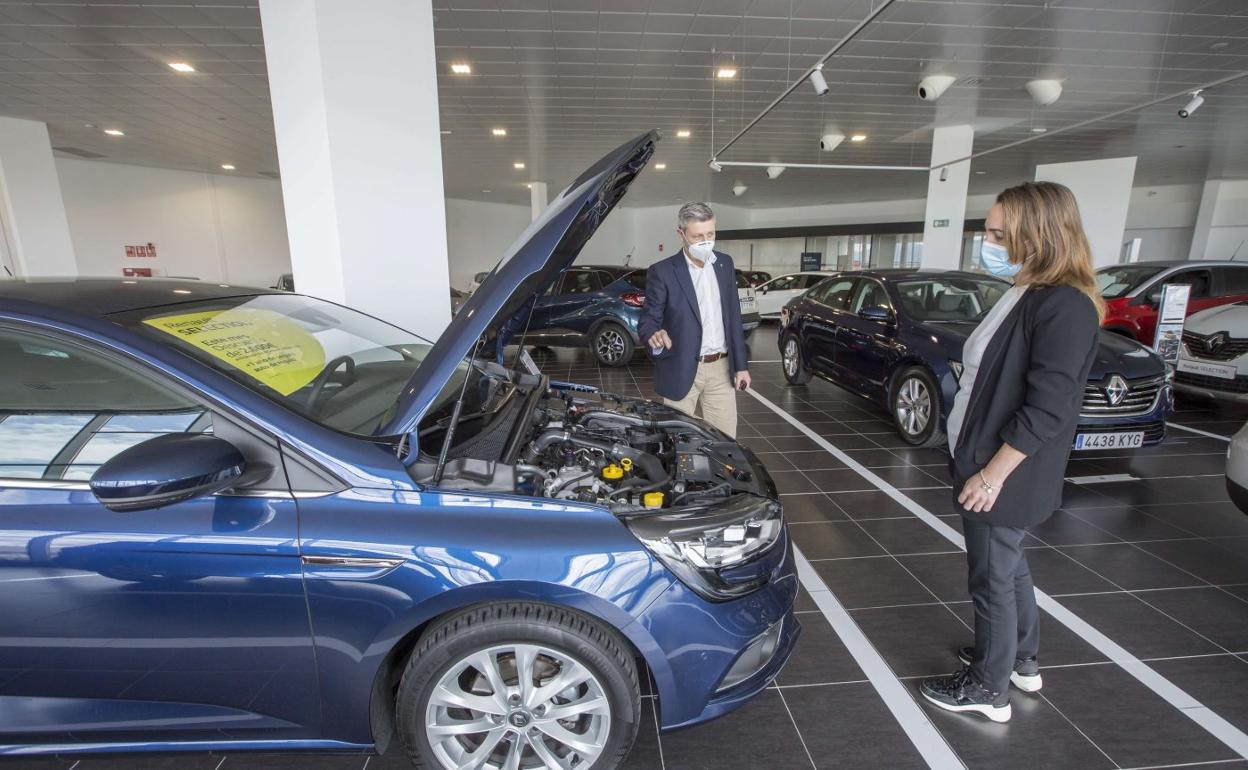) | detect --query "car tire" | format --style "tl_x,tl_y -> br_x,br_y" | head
592,323 -> 634,367
781,333 -> 812,385
397,602 -> 641,770
891,366 -> 946,447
